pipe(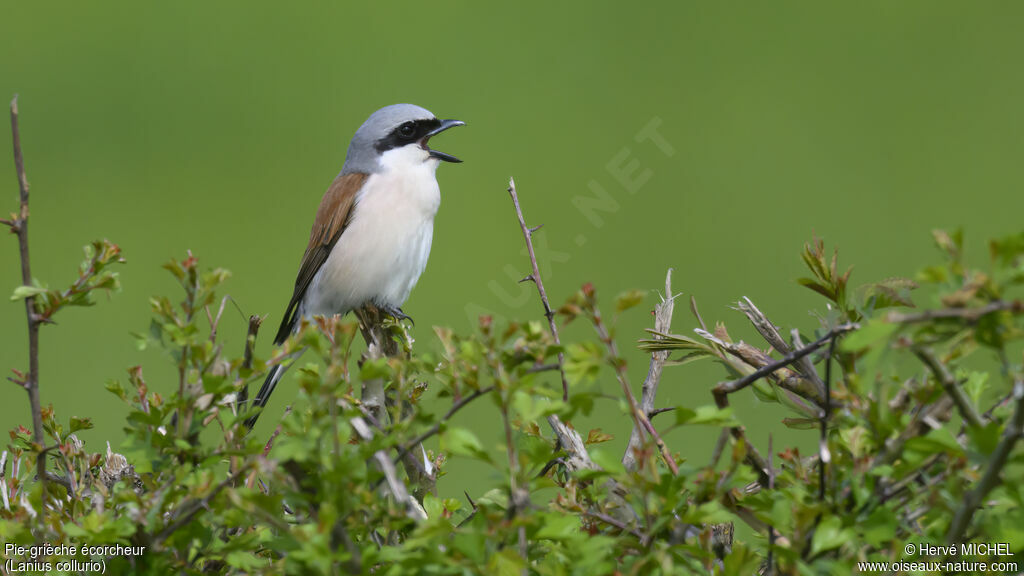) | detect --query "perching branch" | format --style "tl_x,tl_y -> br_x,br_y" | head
353,304 -> 435,501
623,269 -> 676,471
507,177 -> 570,402
6,95 -> 47,515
